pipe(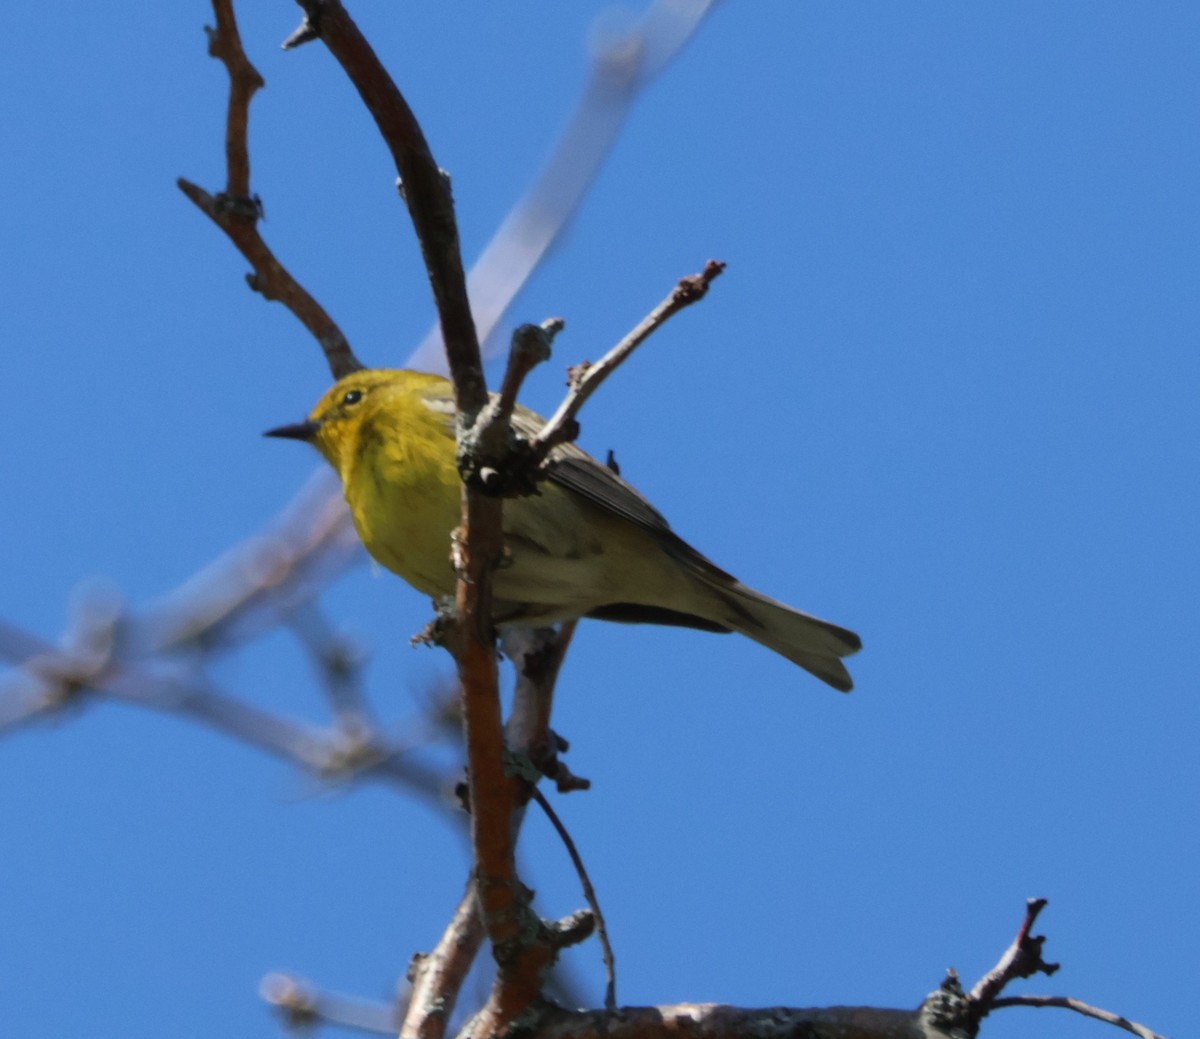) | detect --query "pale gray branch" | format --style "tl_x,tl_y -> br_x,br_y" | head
407,0 -> 724,373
